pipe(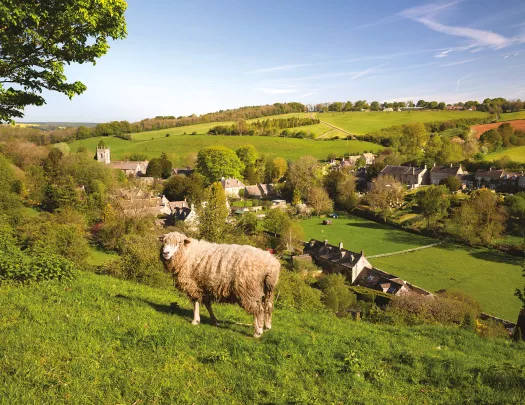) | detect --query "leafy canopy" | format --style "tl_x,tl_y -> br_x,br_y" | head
0,0 -> 127,122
